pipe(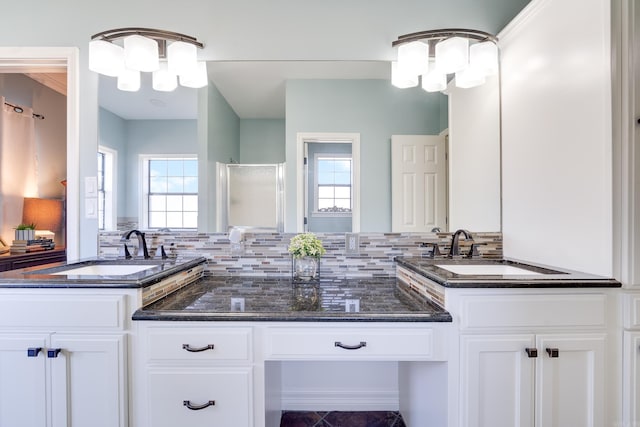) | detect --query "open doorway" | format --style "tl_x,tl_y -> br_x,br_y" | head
0,48 -> 79,260
296,132 -> 360,233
